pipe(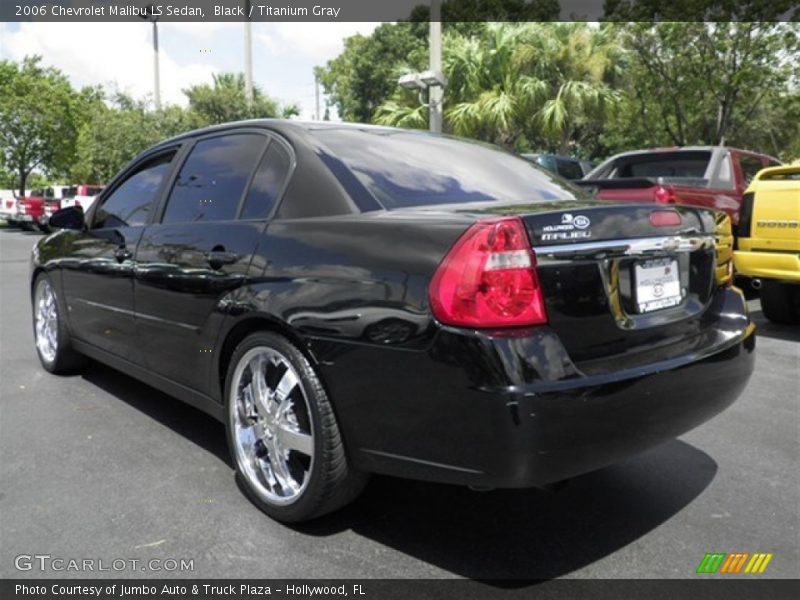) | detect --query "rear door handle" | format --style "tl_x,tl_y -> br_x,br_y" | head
114,248 -> 132,262
205,249 -> 239,269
